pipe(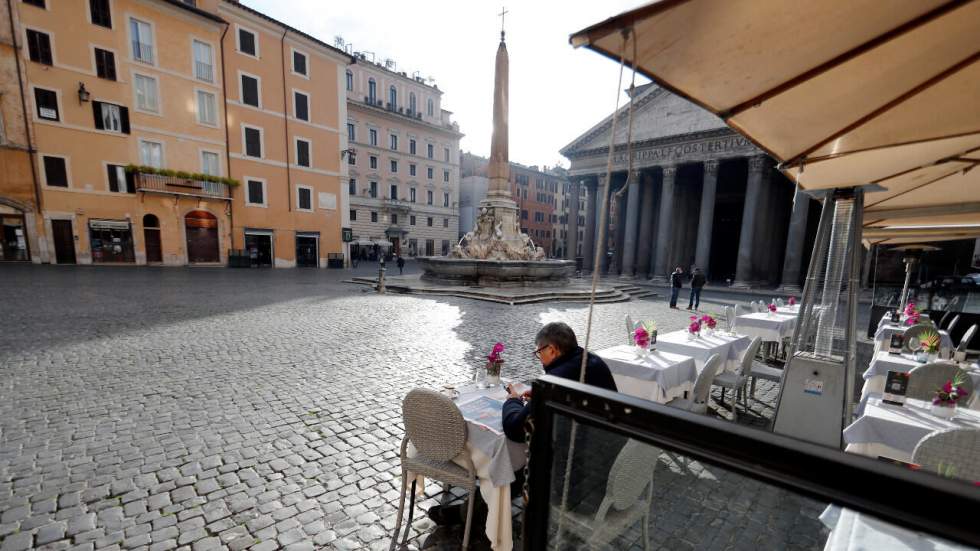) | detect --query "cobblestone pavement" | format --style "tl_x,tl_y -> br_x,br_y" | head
0,265 -> 819,551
